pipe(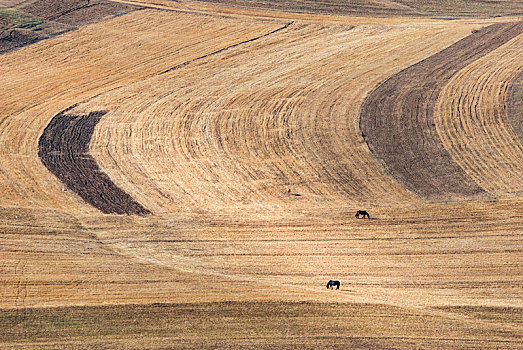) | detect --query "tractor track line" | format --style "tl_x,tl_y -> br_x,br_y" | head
161,21 -> 294,74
